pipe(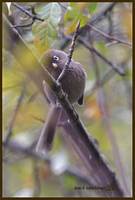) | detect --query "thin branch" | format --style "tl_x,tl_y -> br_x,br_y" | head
60,3 -> 116,49
87,3 -> 116,25
76,3 -> 117,35
88,24 -> 132,48
12,20 -> 34,29
78,37 -> 125,76
4,83 -> 26,144
12,3 -> 44,22
57,21 -> 80,82
61,34 -> 125,76
58,3 -> 67,10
